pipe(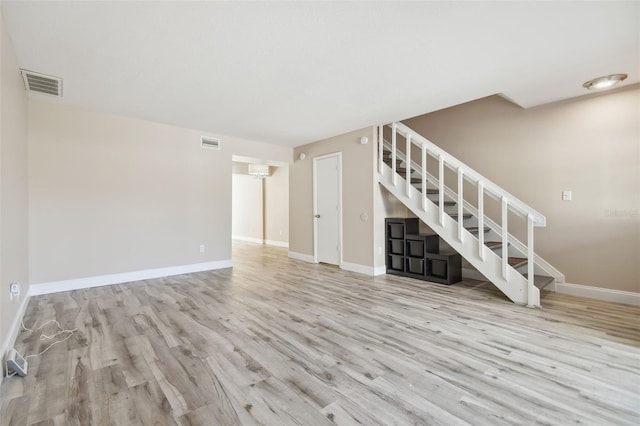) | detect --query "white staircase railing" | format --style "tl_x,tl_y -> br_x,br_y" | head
378,122 -> 560,307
